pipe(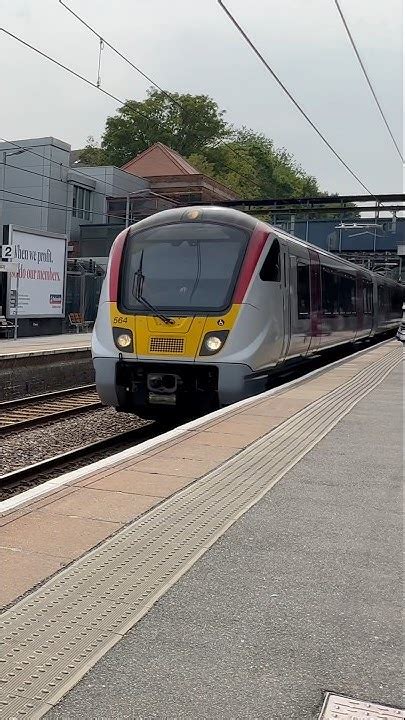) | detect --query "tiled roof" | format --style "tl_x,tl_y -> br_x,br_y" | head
121,142 -> 201,176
